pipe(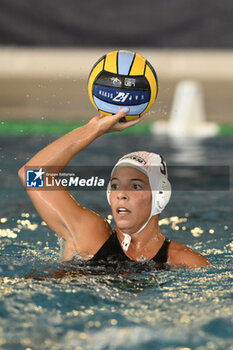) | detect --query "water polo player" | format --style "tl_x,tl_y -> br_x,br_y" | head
18,108 -> 211,269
